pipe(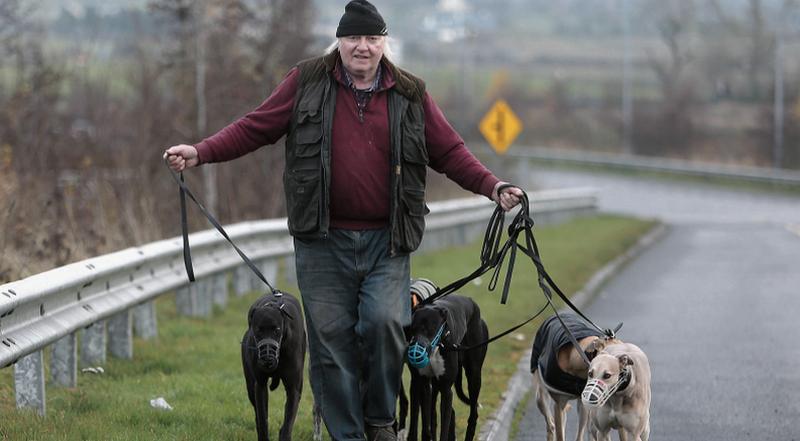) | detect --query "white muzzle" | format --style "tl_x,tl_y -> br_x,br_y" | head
581,374 -> 625,408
